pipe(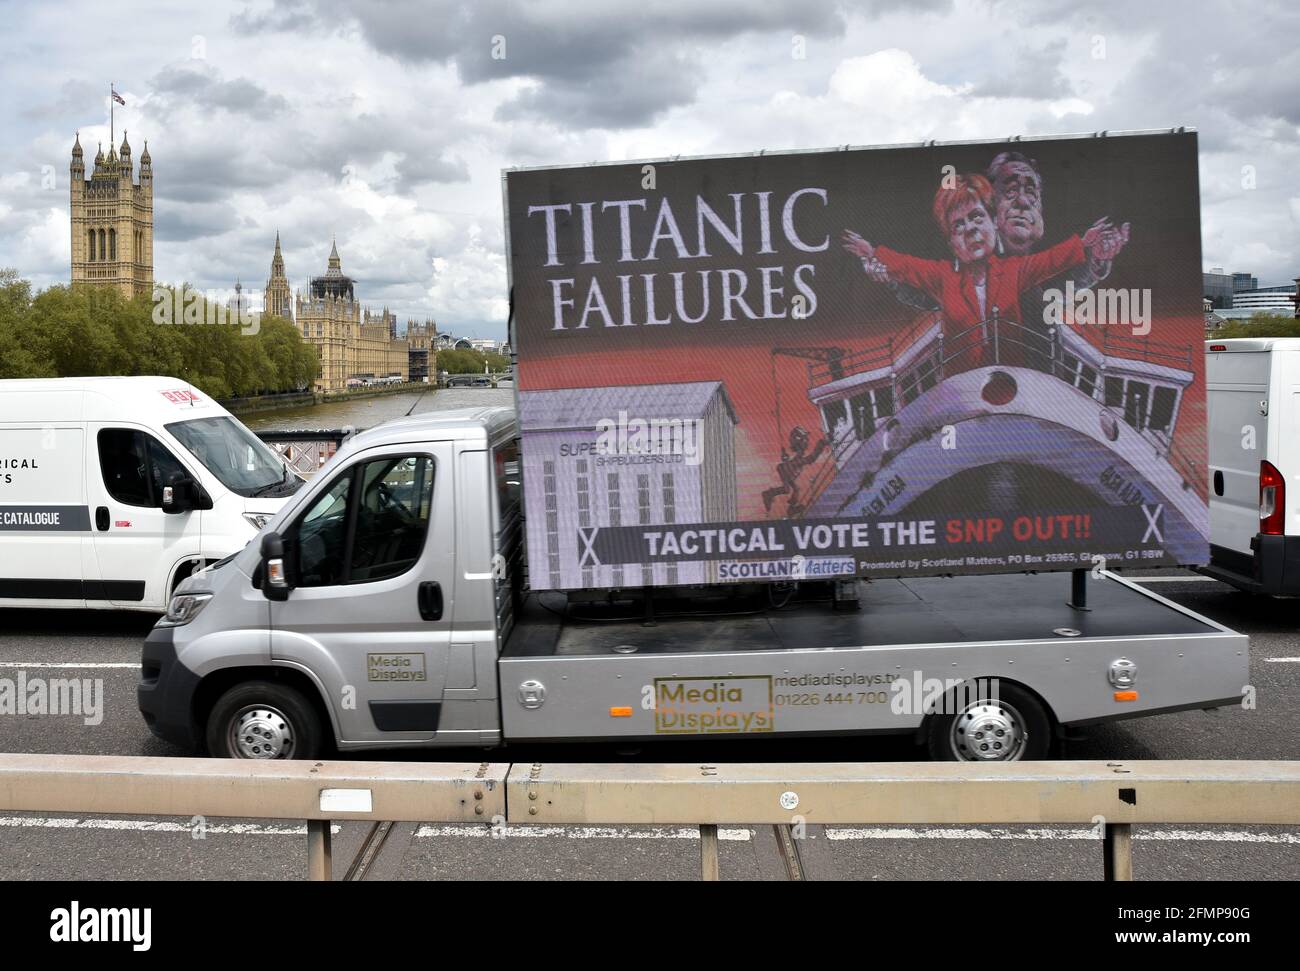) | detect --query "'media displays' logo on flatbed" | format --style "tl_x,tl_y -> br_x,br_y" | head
654,675 -> 774,734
